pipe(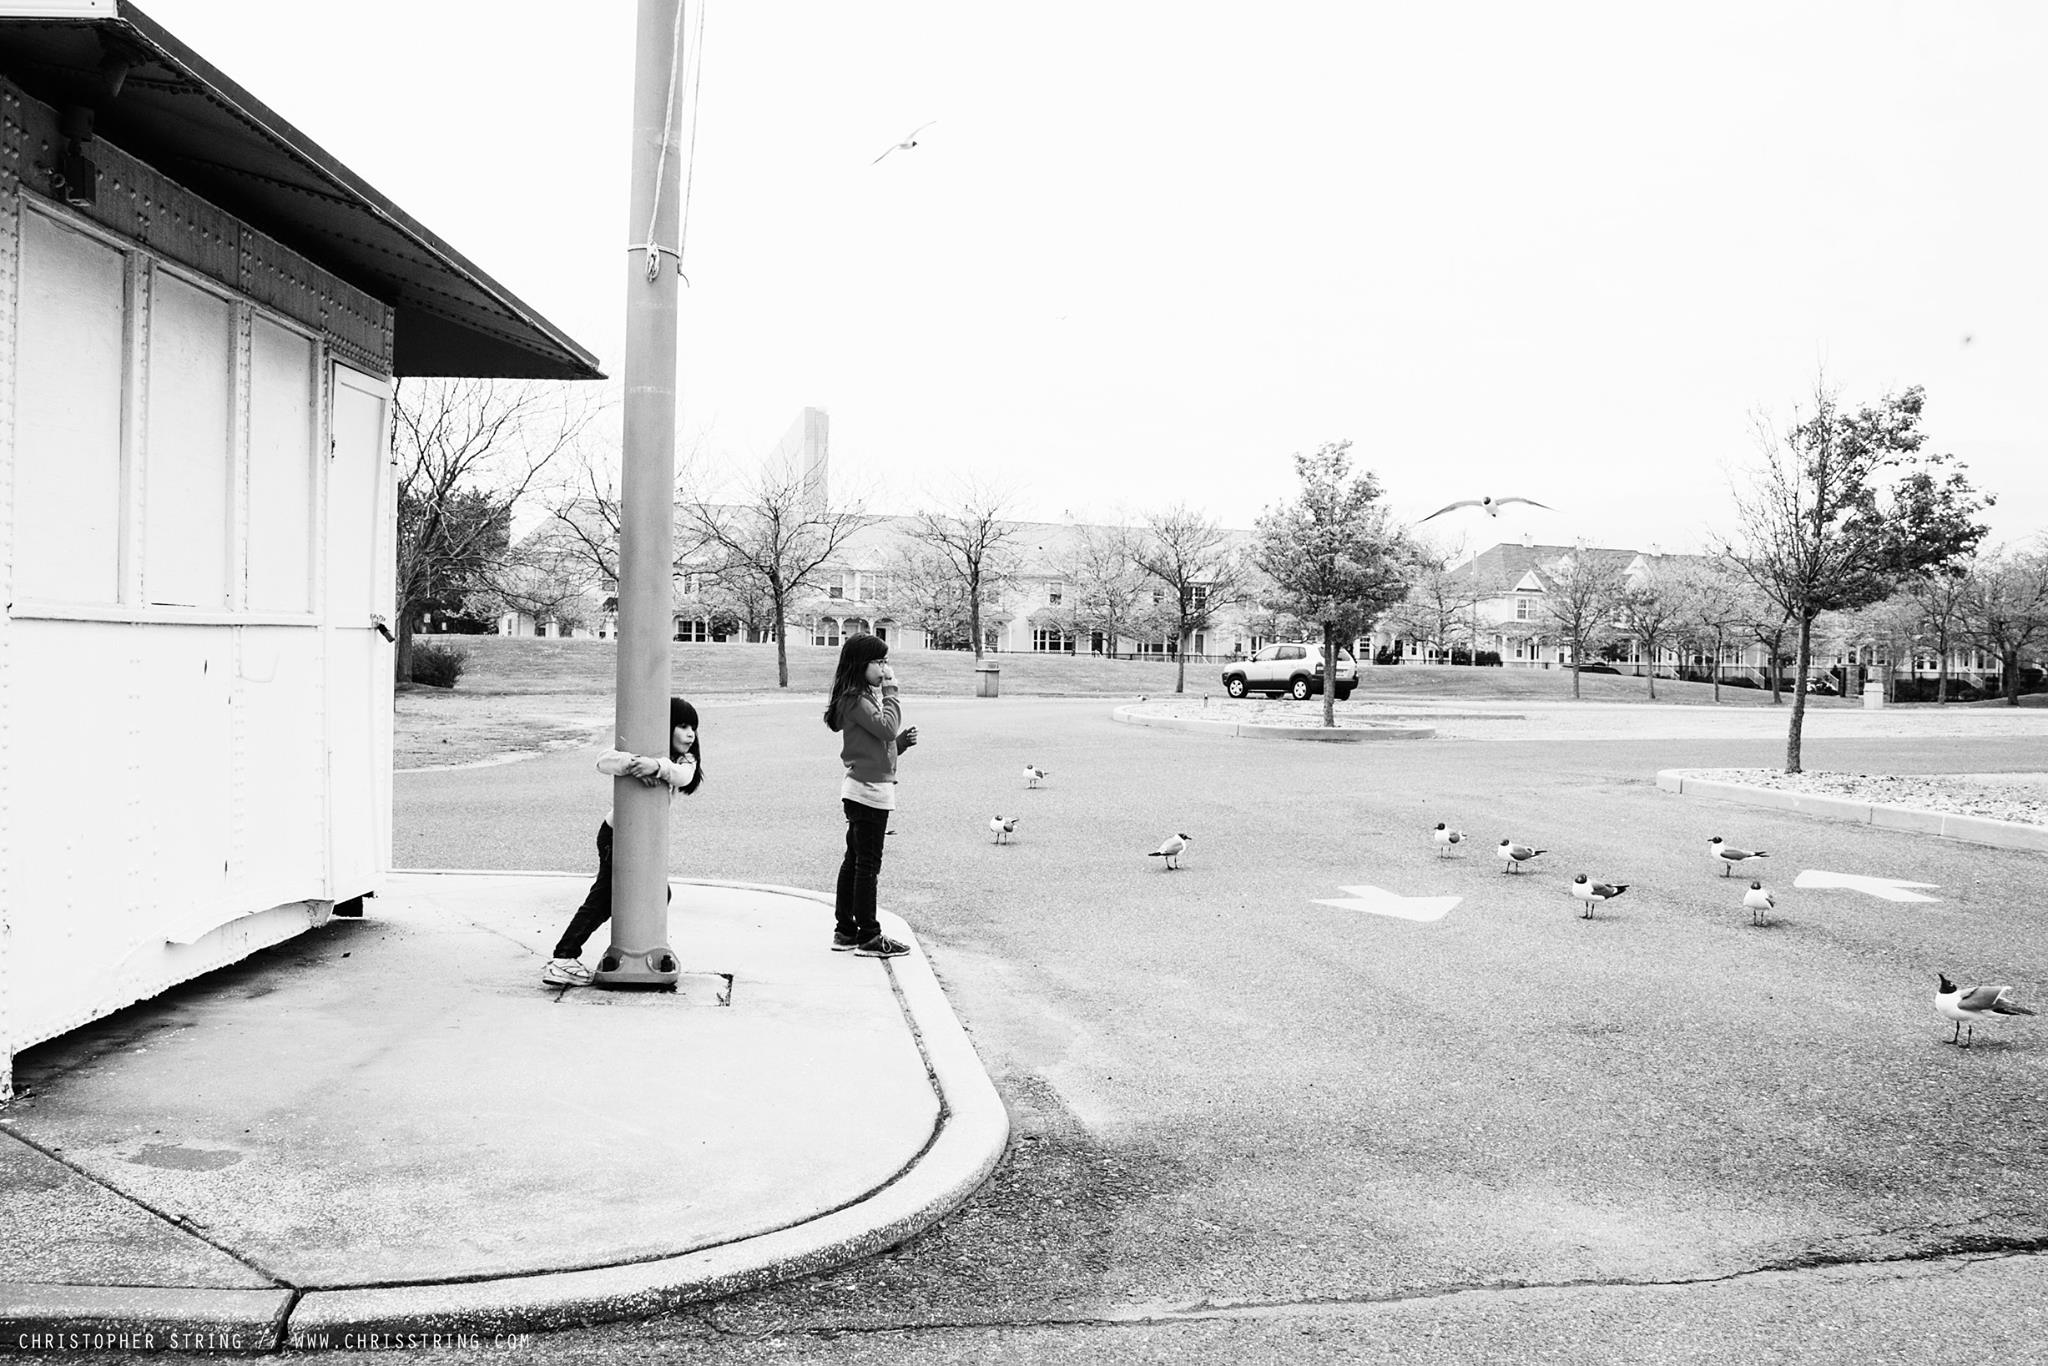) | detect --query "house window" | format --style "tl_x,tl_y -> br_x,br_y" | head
1033,628 -> 1072,652
1516,596 -> 1534,621
1191,585 -> 1209,611
1152,588 -> 1166,605
674,618 -> 708,642
1048,585 -> 1063,607
812,617 -> 842,647
828,572 -> 846,600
